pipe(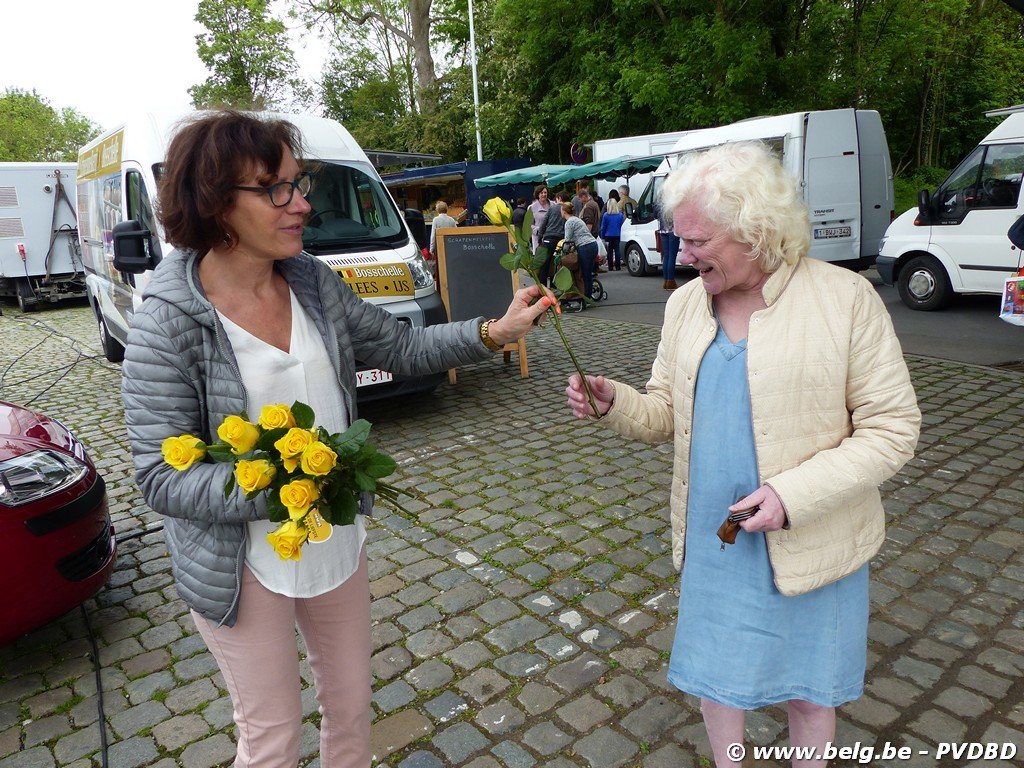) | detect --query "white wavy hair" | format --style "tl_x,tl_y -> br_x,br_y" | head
659,141 -> 810,272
